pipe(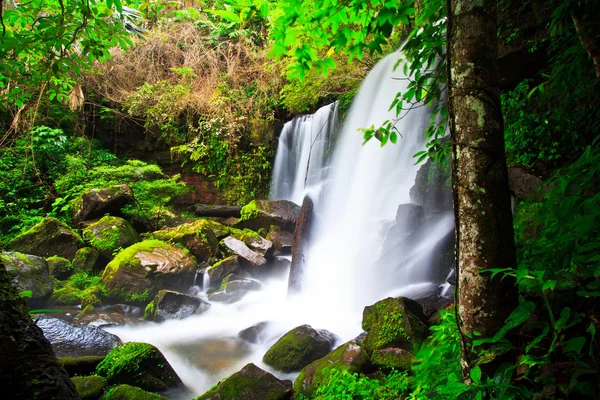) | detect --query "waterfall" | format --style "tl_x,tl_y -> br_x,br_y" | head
270,102 -> 339,205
